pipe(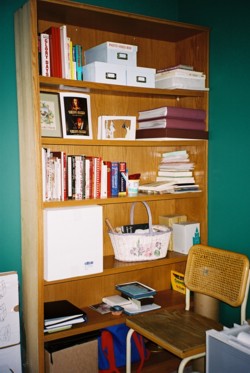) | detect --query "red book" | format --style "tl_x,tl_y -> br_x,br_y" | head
45,26 -> 62,78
